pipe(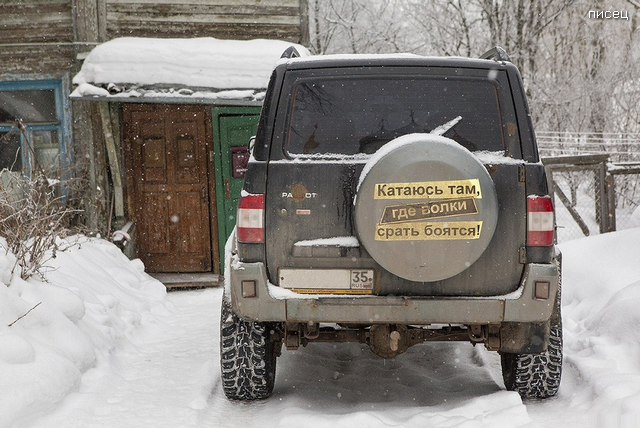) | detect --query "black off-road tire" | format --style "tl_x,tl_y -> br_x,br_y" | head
501,286 -> 563,399
220,297 -> 278,400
